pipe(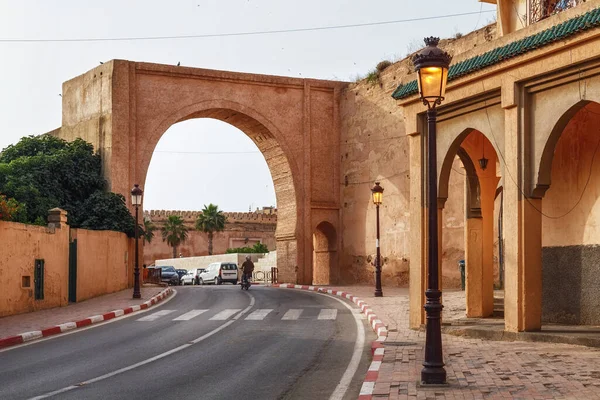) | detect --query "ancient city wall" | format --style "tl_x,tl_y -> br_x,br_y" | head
143,209 -> 277,266
338,25 -> 495,287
